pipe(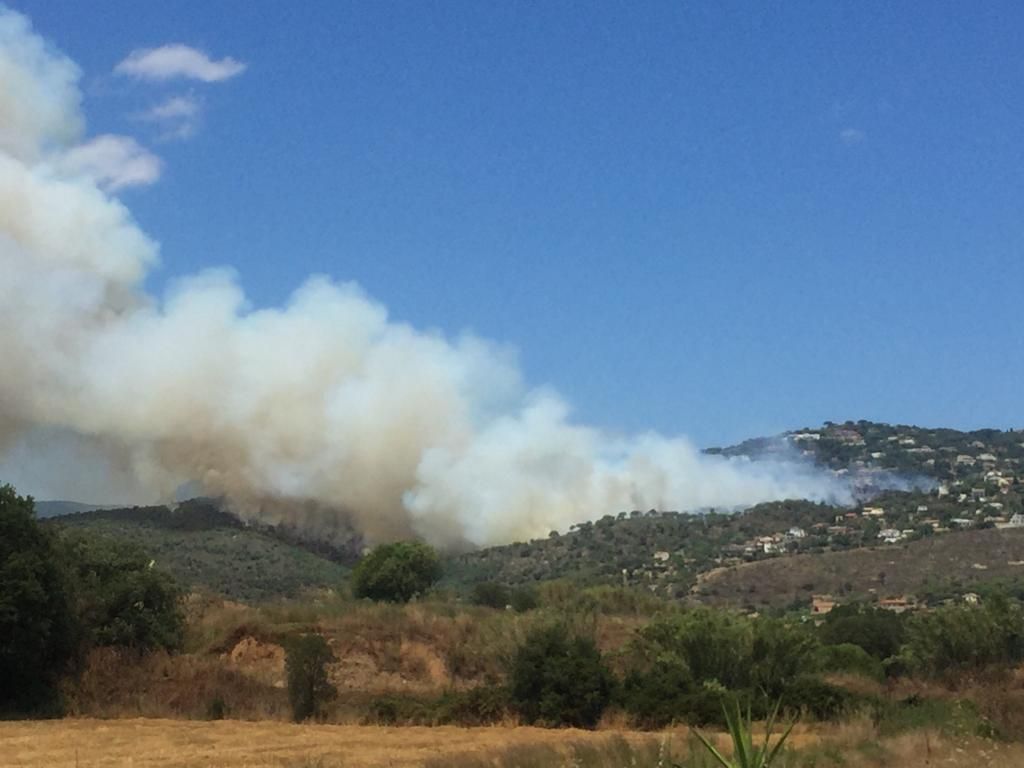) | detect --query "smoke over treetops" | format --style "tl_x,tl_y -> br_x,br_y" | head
0,9 -> 849,547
